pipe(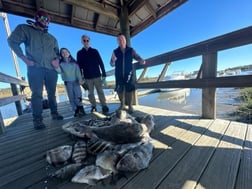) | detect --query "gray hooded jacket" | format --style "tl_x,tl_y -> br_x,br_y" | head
8,23 -> 59,70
